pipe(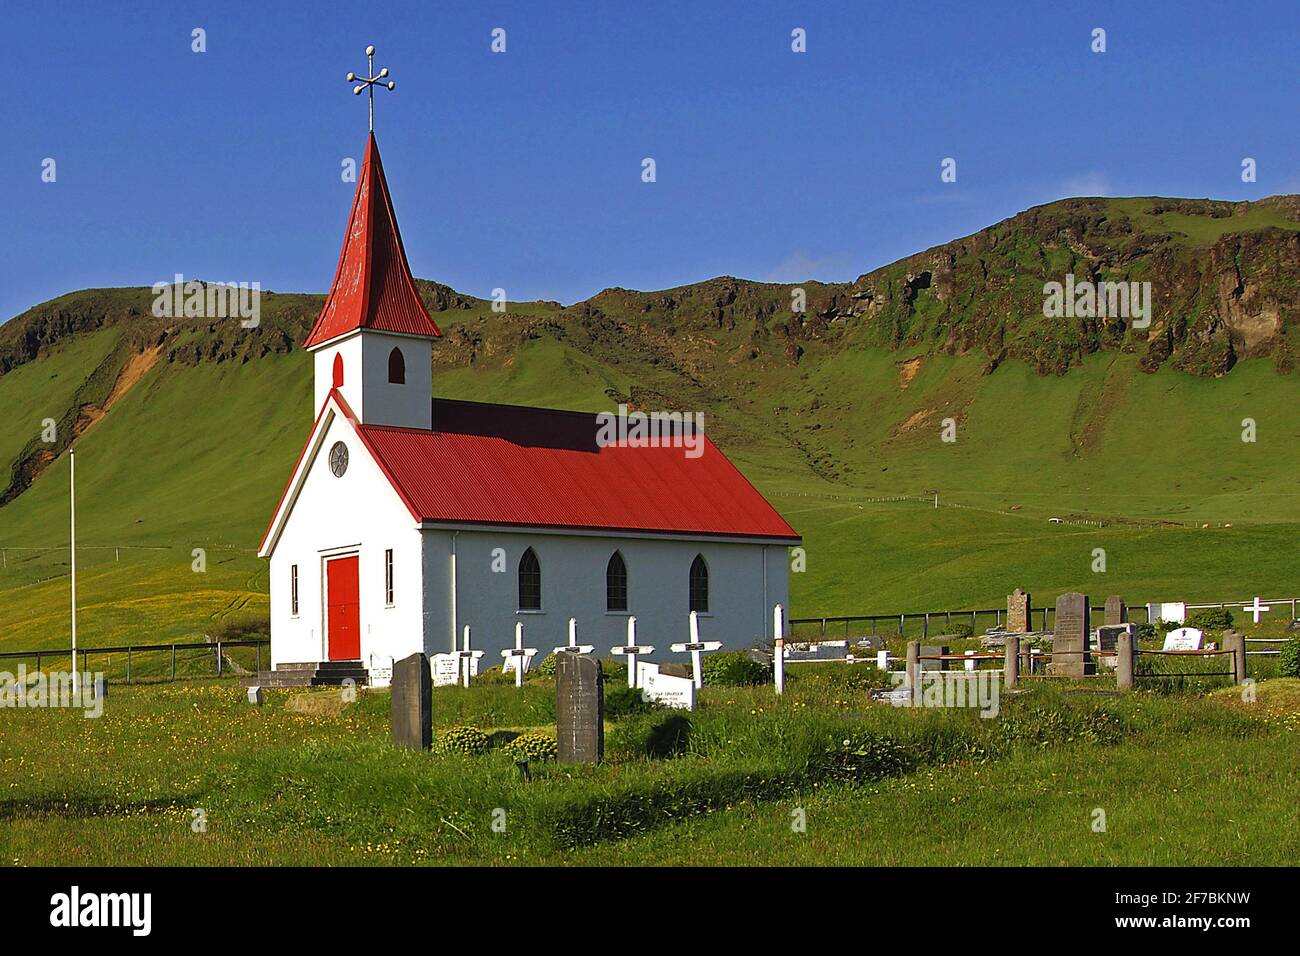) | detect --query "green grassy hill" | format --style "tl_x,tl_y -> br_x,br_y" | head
2,195 -> 1298,651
